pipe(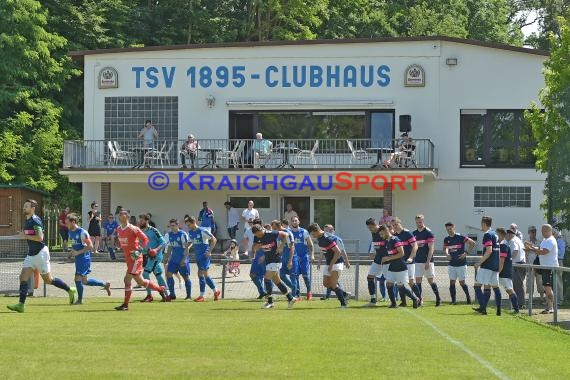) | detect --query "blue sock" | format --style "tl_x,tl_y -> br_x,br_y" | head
184,279 -> 192,298
167,277 -> 175,297
156,273 -> 167,290
325,287 -> 332,298
199,276 -> 206,293
302,275 -> 311,293
379,276 -> 386,298
109,248 -> 116,260
143,271 -> 152,295
333,286 -> 346,306
412,284 -> 421,298
461,283 -> 471,301
430,282 -> 441,301
289,275 -> 298,297
450,284 -> 457,303
417,283 -> 423,297
474,285 -> 483,307
387,285 -> 396,305
52,277 -> 70,292
493,287 -> 502,311
86,278 -> 105,287
280,273 -> 293,289
392,284 -> 399,301
205,276 -> 216,290
402,286 -> 417,300
19,282 -> 28,304
75,281 -> 84,302
295,276 -> 301,297
482,288 -> 492,310
252,276 -> 265,295
509,293 -> 519,311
